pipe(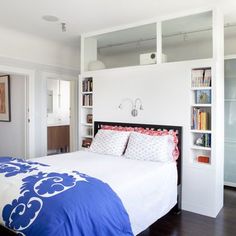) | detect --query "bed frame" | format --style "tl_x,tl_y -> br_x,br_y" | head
0,121 -> 182,235
94,121 -> 182,212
